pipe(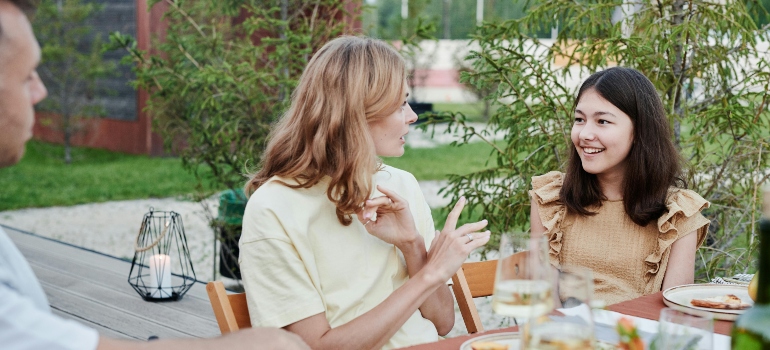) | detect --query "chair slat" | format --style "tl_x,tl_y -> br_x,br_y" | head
206,281 -> 251,334
228,293 -> 252,329
451,267 -> 482,334
461,260 -> 497,298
